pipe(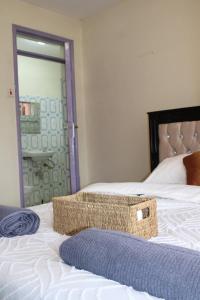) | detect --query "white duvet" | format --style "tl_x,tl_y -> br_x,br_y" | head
1,182 -> 200,300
